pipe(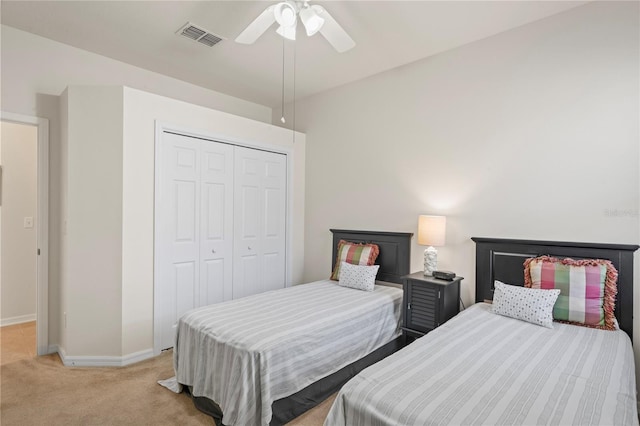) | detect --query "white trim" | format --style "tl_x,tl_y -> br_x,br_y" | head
57,347 -> 155,367
153,122 -> 163,357
156,121 -> 295,157
285,142 -> 294,289
0,313 -> 36,327
0,112 -> 49,356
152,121 -> 295,356
121,348 -> 156,365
